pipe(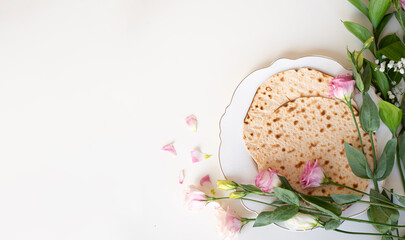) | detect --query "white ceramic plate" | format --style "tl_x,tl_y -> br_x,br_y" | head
218,56 -> 391,230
